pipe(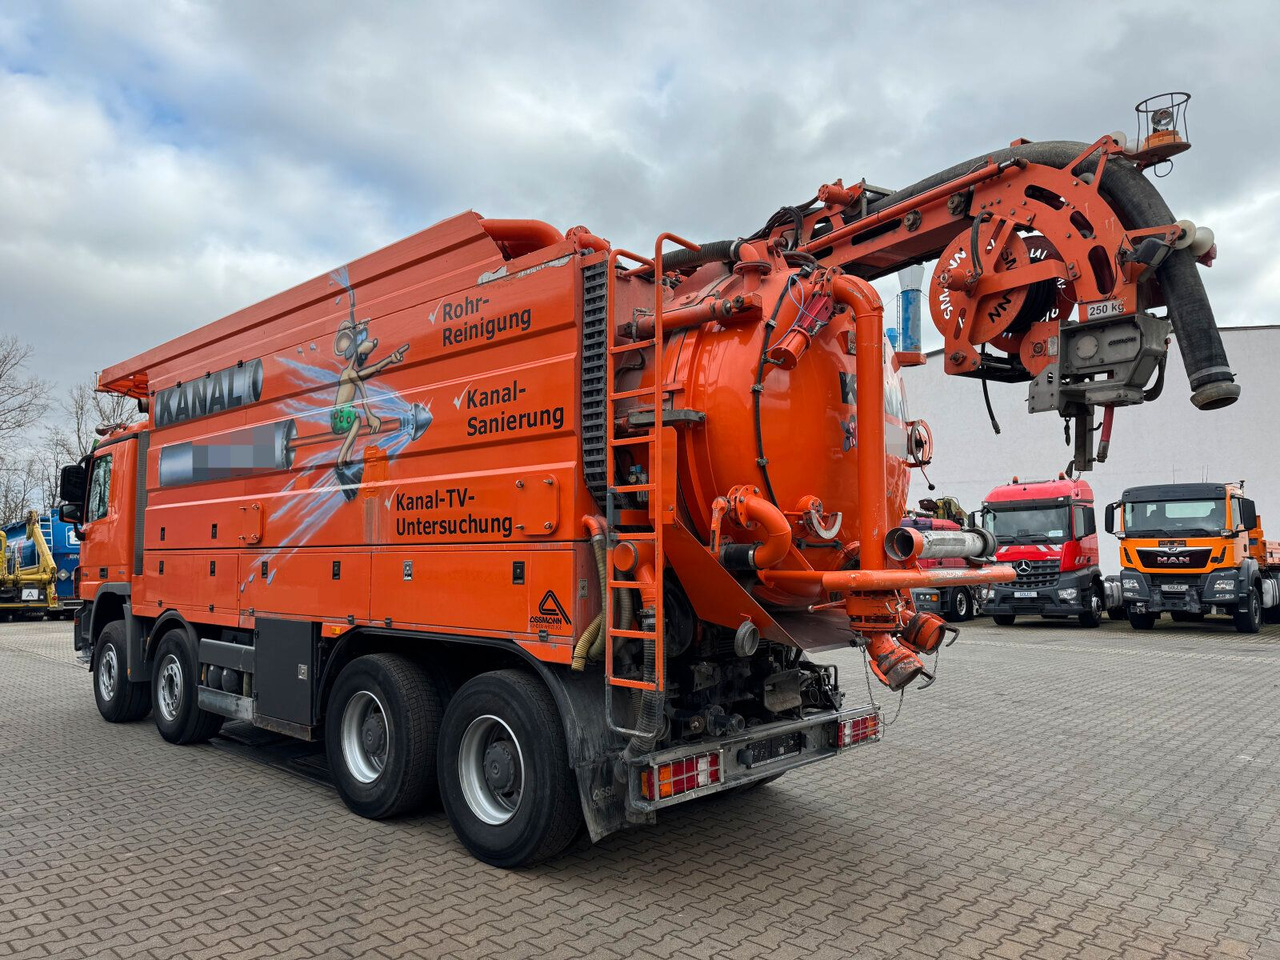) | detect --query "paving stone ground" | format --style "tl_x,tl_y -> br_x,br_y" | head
3,615 -> 1280,959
